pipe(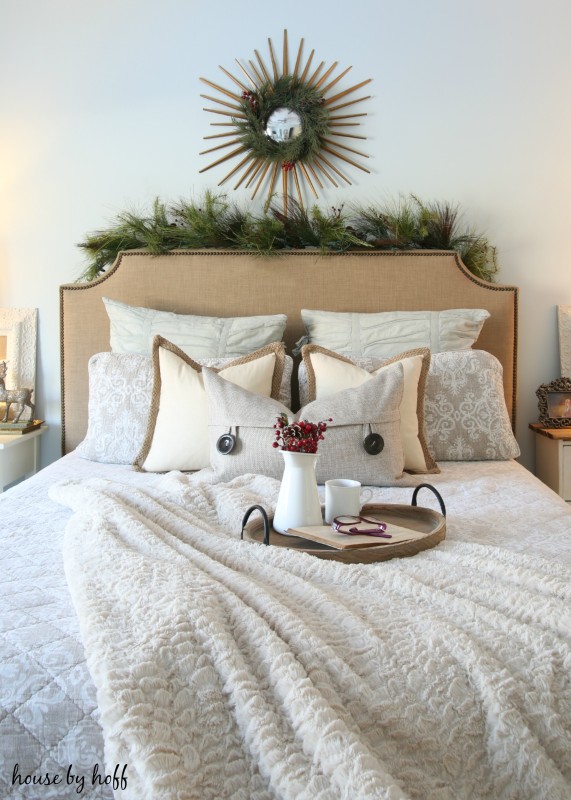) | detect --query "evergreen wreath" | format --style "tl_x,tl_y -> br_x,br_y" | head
199,30 -> 372,210
235,76 -> 330,166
